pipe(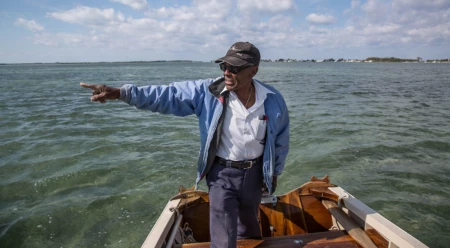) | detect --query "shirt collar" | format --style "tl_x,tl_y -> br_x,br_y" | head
220,79 -> 275,95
